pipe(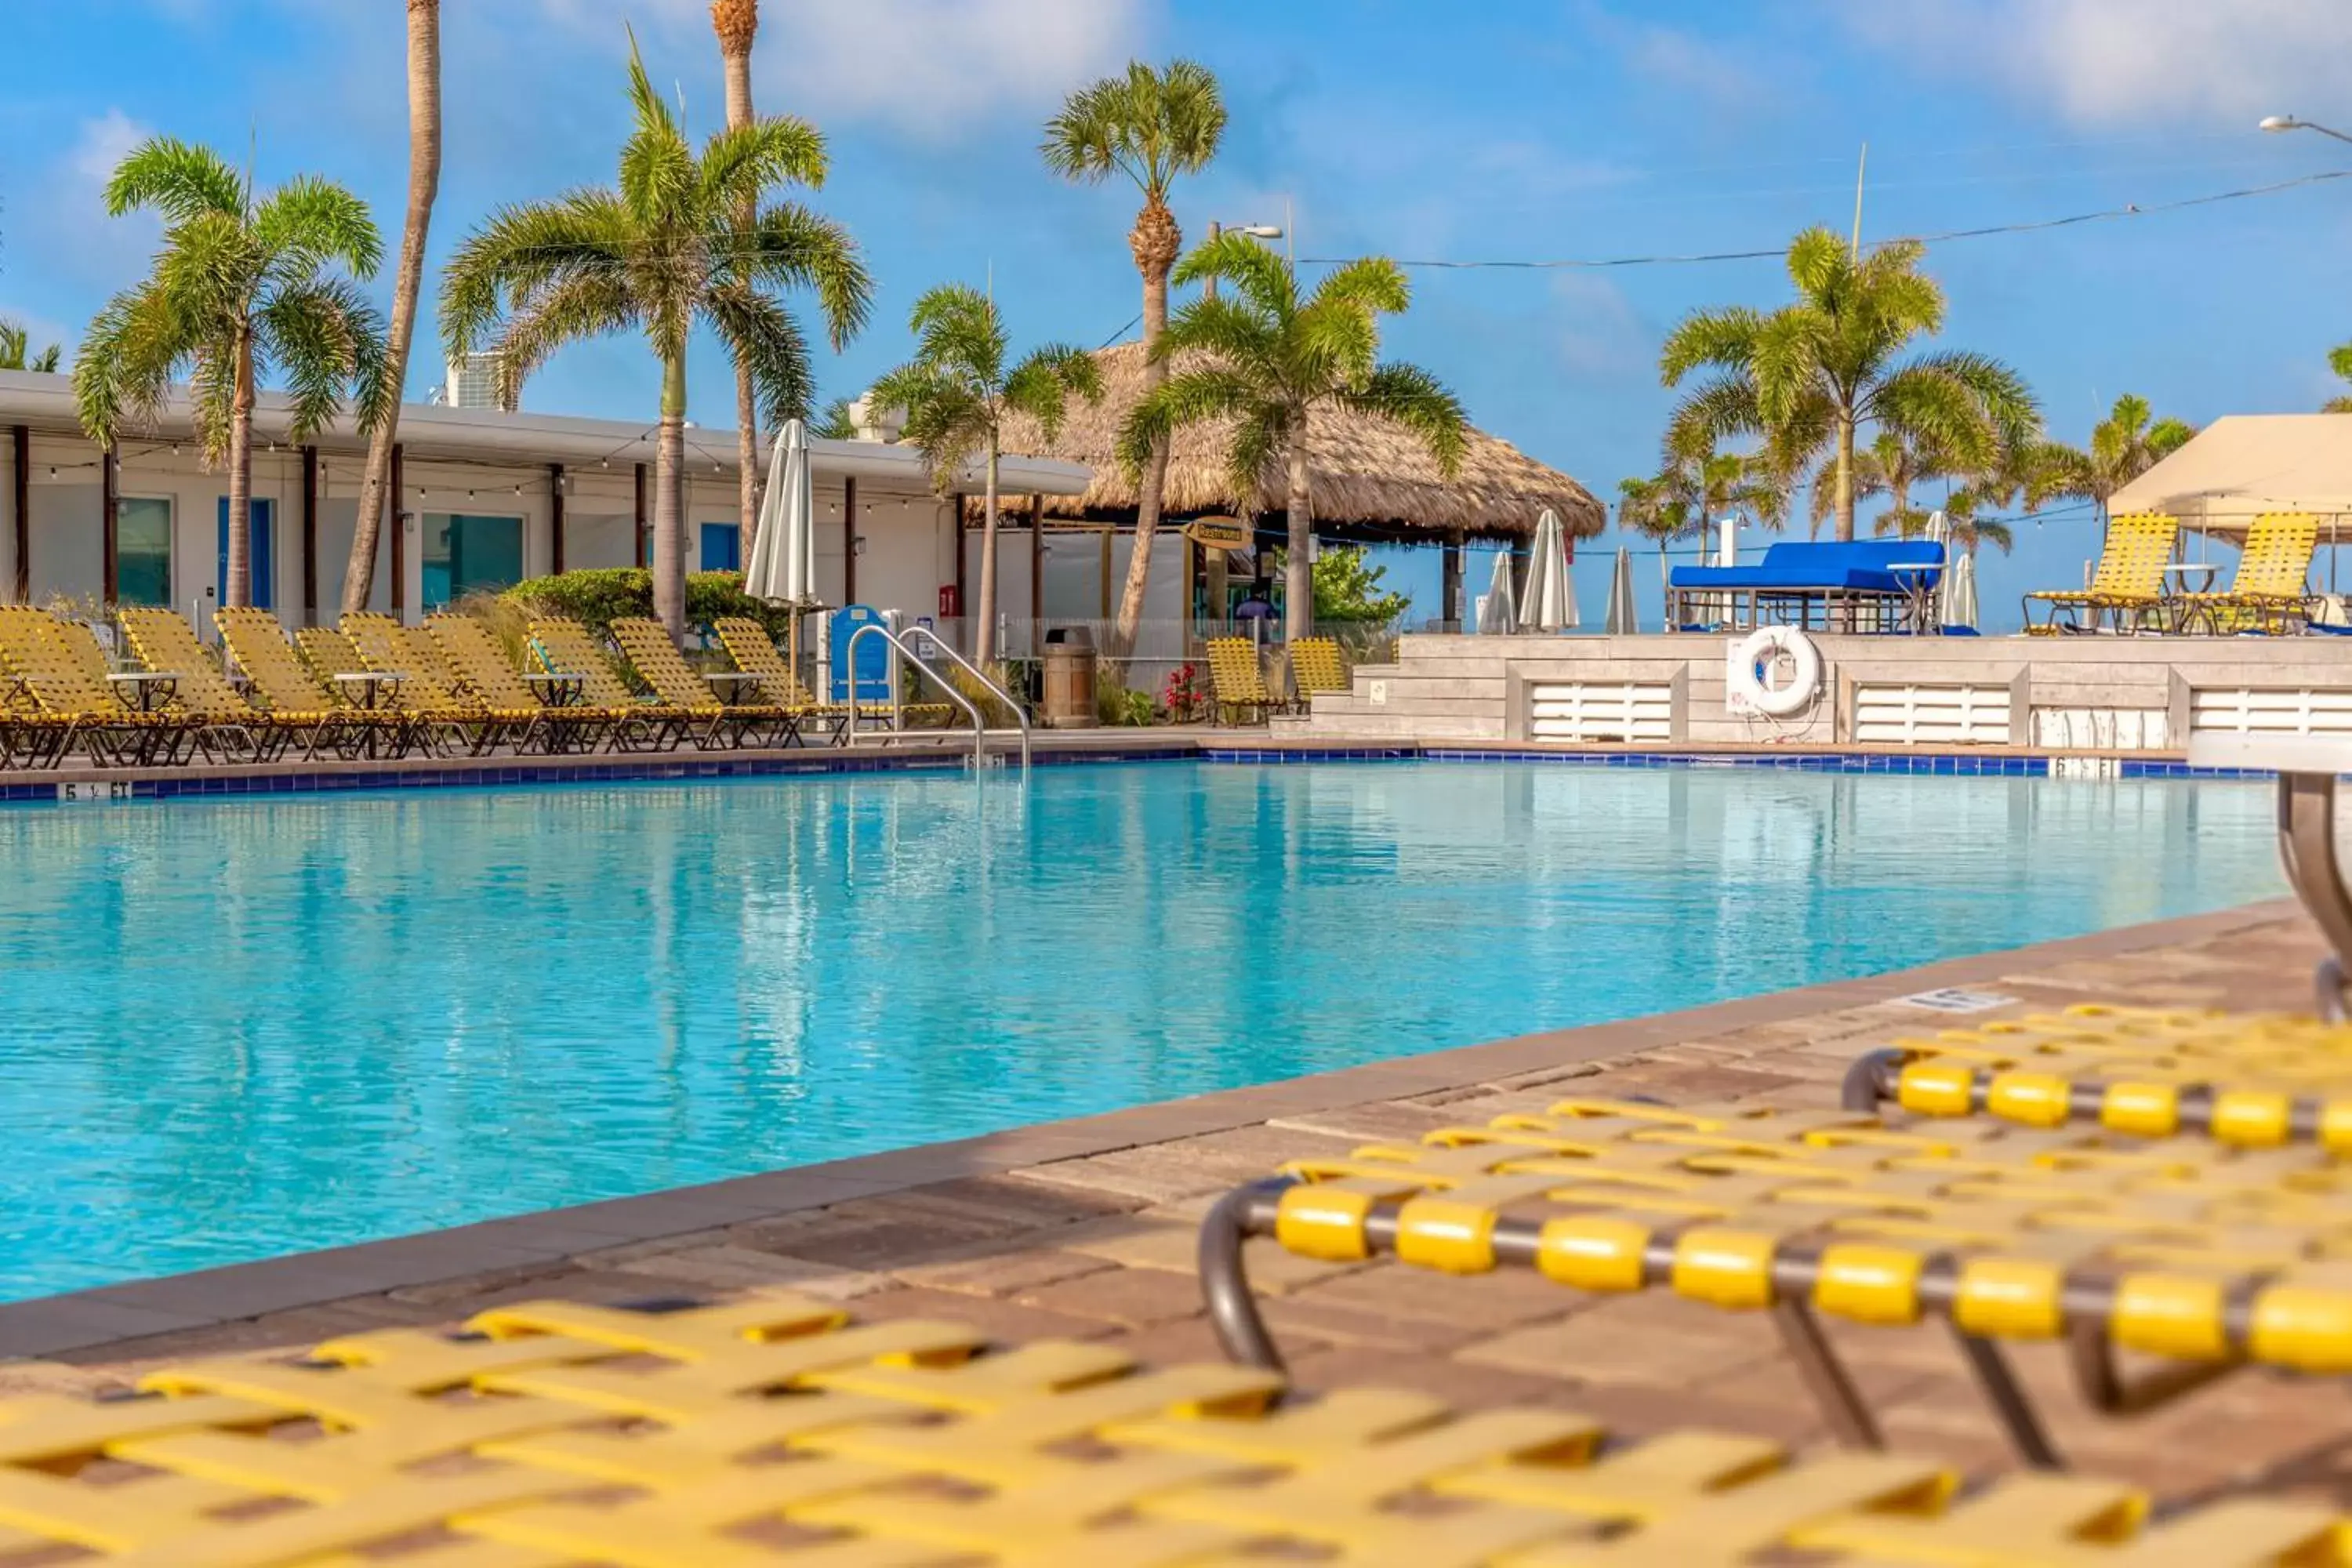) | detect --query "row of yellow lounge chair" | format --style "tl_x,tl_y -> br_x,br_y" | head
0,605 -> 892,768
1202,634 -> 1352,725
2024,510 -> 2325,634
